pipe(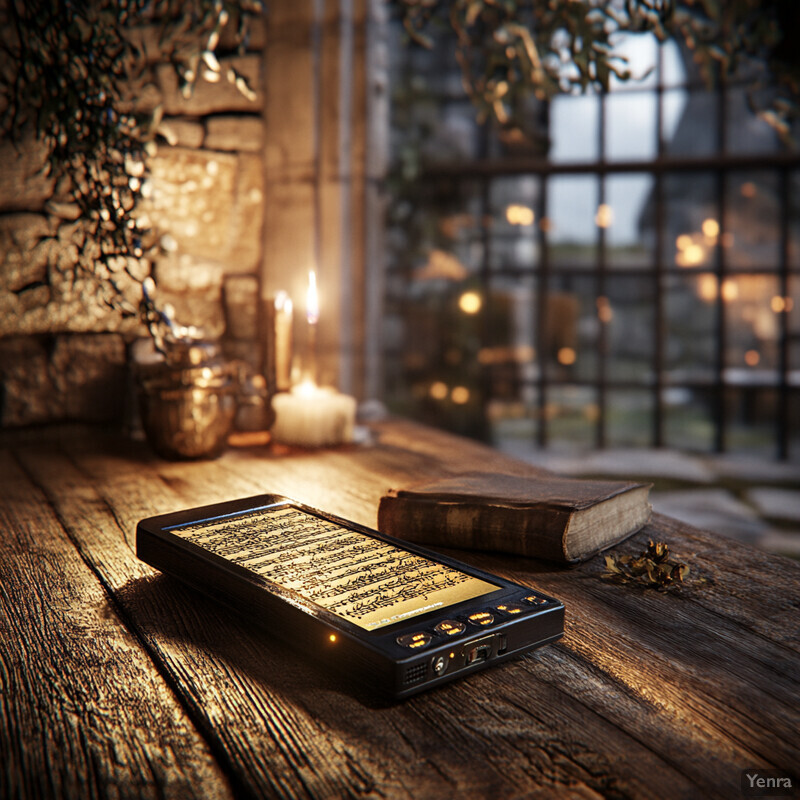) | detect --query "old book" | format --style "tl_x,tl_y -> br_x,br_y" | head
377,471 -> 652,564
